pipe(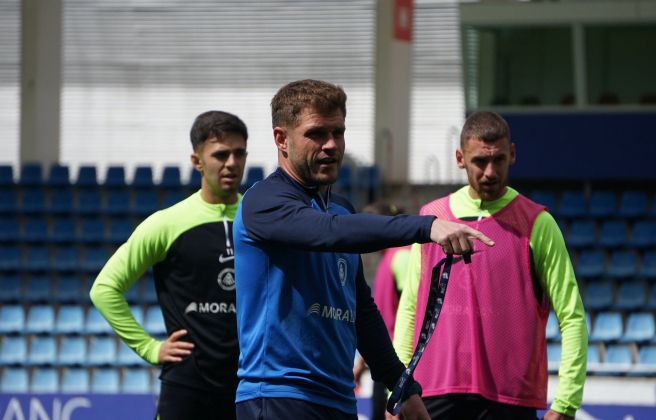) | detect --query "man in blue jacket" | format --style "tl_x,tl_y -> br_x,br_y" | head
233,79 -> 494,420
